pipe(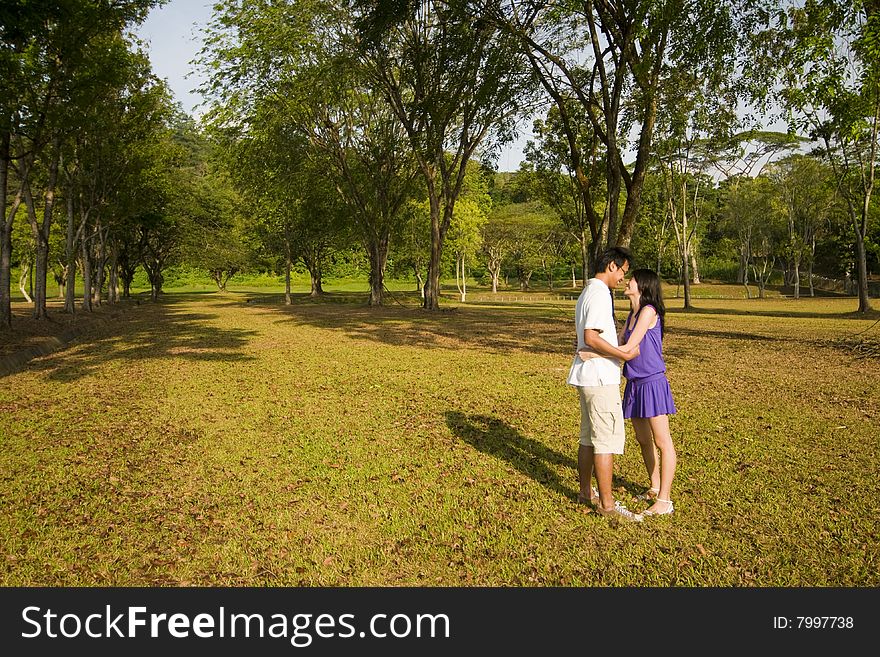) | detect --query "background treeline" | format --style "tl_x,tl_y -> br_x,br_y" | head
3,0 -> 878,328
